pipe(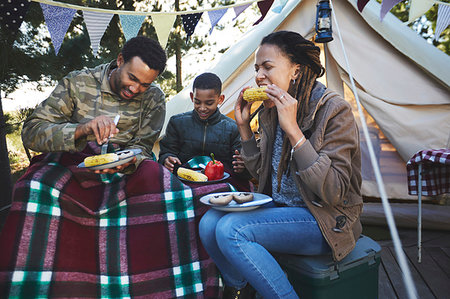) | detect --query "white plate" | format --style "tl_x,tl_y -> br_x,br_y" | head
77,148 -> 142,170
200,192 -> 272,212
178,171 -> 230,184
